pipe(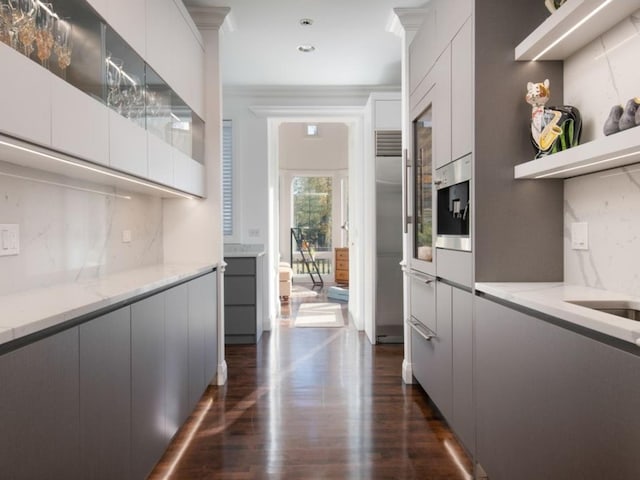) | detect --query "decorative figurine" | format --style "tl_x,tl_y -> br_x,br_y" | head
526,79 -> 582,158
603,105 -> 623,136
636,102 -> 640,126
618,97 -> 640,131
545,0 -> 568,13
